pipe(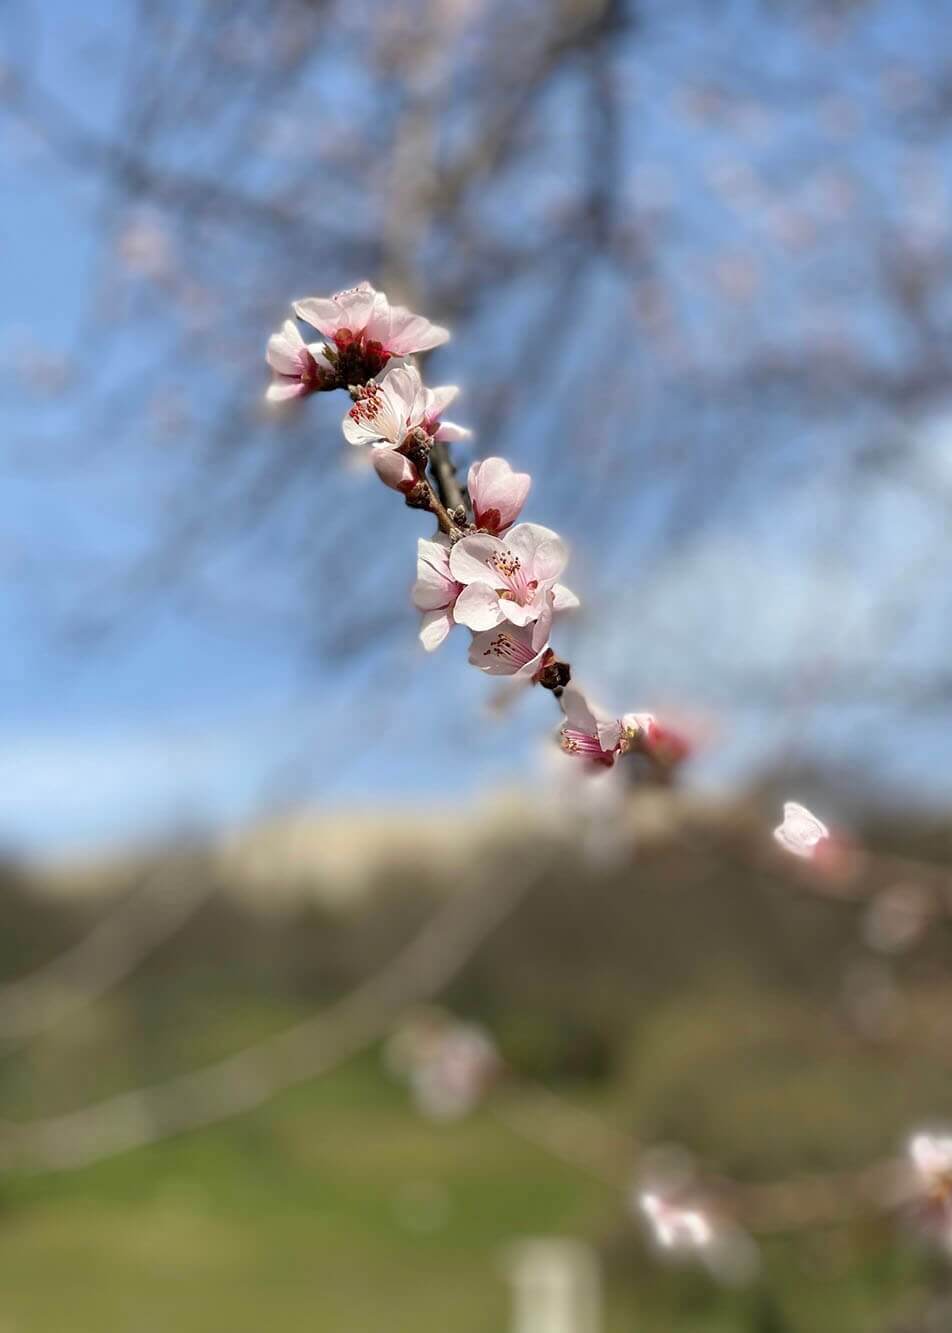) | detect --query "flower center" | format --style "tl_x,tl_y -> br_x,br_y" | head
560,728 -> 615,764
490,551 -> 538,604
348,382 -> 383,426
481,631 -> 533,667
